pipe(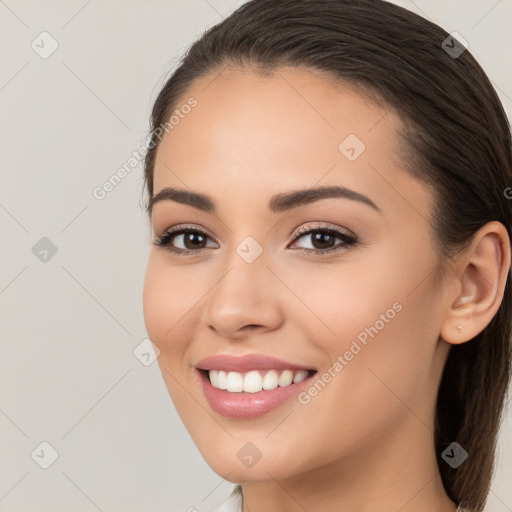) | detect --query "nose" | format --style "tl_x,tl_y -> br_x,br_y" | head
201,255 -> 284,340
